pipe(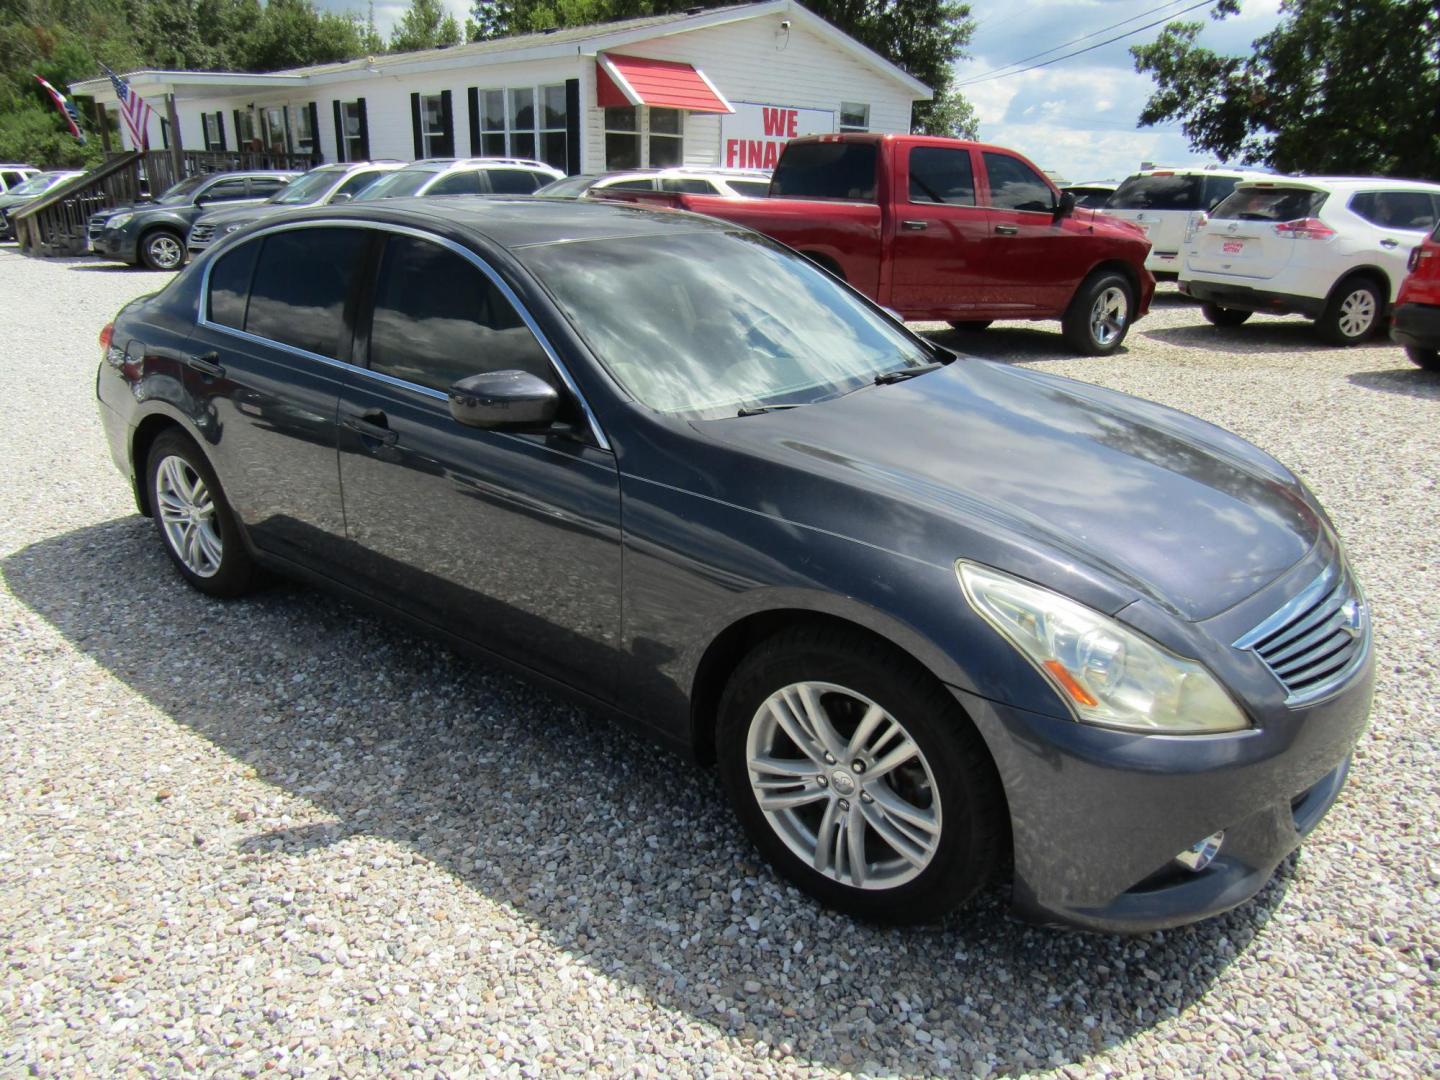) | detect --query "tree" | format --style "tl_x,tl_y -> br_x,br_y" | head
391,0 -> 463,52
468,0 -> 976,133
236,0 -> 367,72
1132,0 -> 1440,177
